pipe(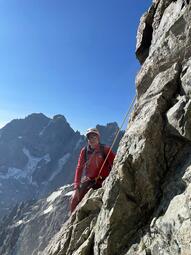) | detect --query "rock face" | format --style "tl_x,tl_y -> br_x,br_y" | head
0,114 -> 123,218
38,1 -> 191,255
